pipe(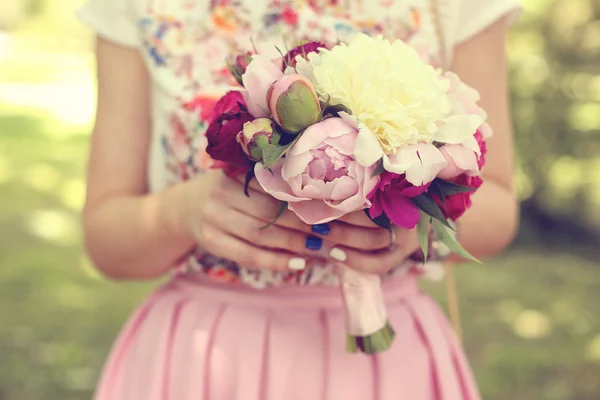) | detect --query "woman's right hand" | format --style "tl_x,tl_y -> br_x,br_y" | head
185,171 -> 324,272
